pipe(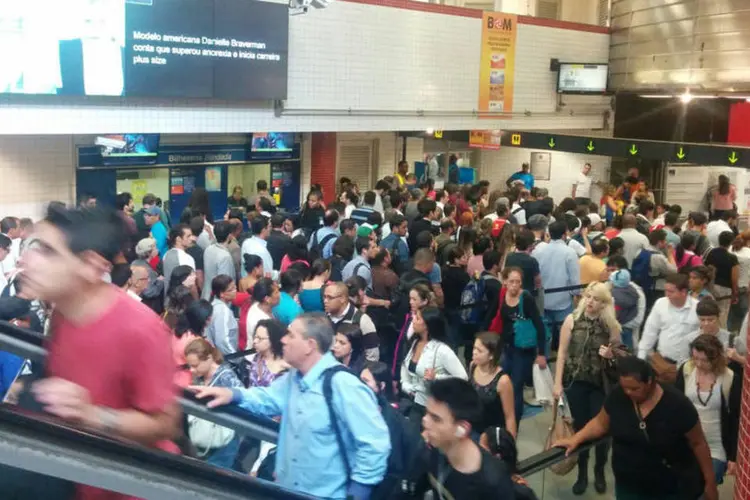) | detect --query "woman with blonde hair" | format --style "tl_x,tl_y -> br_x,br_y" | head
553,281 -> 621,496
